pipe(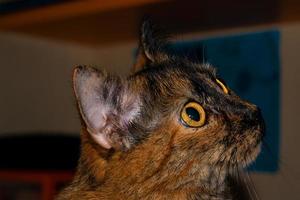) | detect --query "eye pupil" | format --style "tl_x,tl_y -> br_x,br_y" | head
186,107 -> 200,122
